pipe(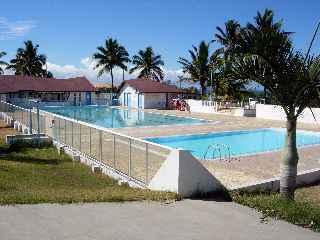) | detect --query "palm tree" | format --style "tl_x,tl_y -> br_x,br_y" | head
0,51 -> 7,74
215,20 -> 244,99
215,20 -> 241,60
230,12 -> 320,200
178,41 -> 222,96
247,9 -> 283,32
93,38 -> 130,98
208,48 -> 225,96
130,47 -> 164,81
7,40 -> 51,77
244,9 -> 291,99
